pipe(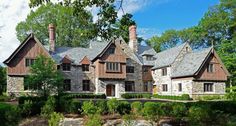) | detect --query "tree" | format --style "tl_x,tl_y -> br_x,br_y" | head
0,66 -> 6,95
25,55 -> 64,97
16,3 -> 95,47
